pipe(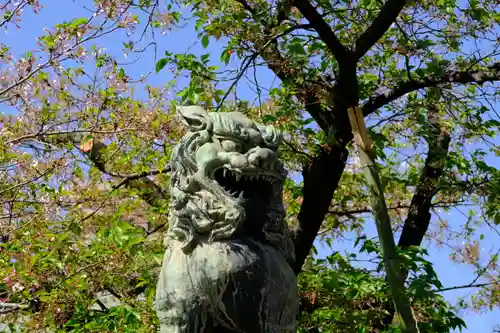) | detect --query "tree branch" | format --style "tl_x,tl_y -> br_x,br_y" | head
292,144 -> 349,274
34,133 -> 168,208
292,0 -> 348,64
234,0 -> 353,276
436,281 -> 497,293
355,0 -> 408,59
236,0 -> 338,134
263,31 -> 336,132
329,201 -> 467,217
0,302 -> 29,314
397,104 -> 451,250
81,140 -> 168,208
0,302 -> 28,309
363,62 -> 500,115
